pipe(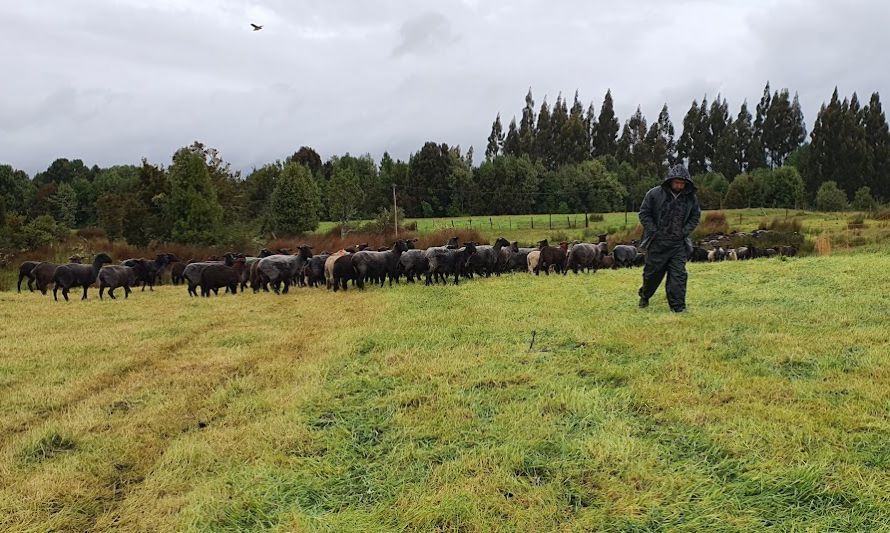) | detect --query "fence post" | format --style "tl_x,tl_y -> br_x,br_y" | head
531,217 -> 534,229
509,217 -> 512,230
567,215 -> 570,228
490,217 -> 493,229
549,213 -> 552,230
585,212 -> 589,228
